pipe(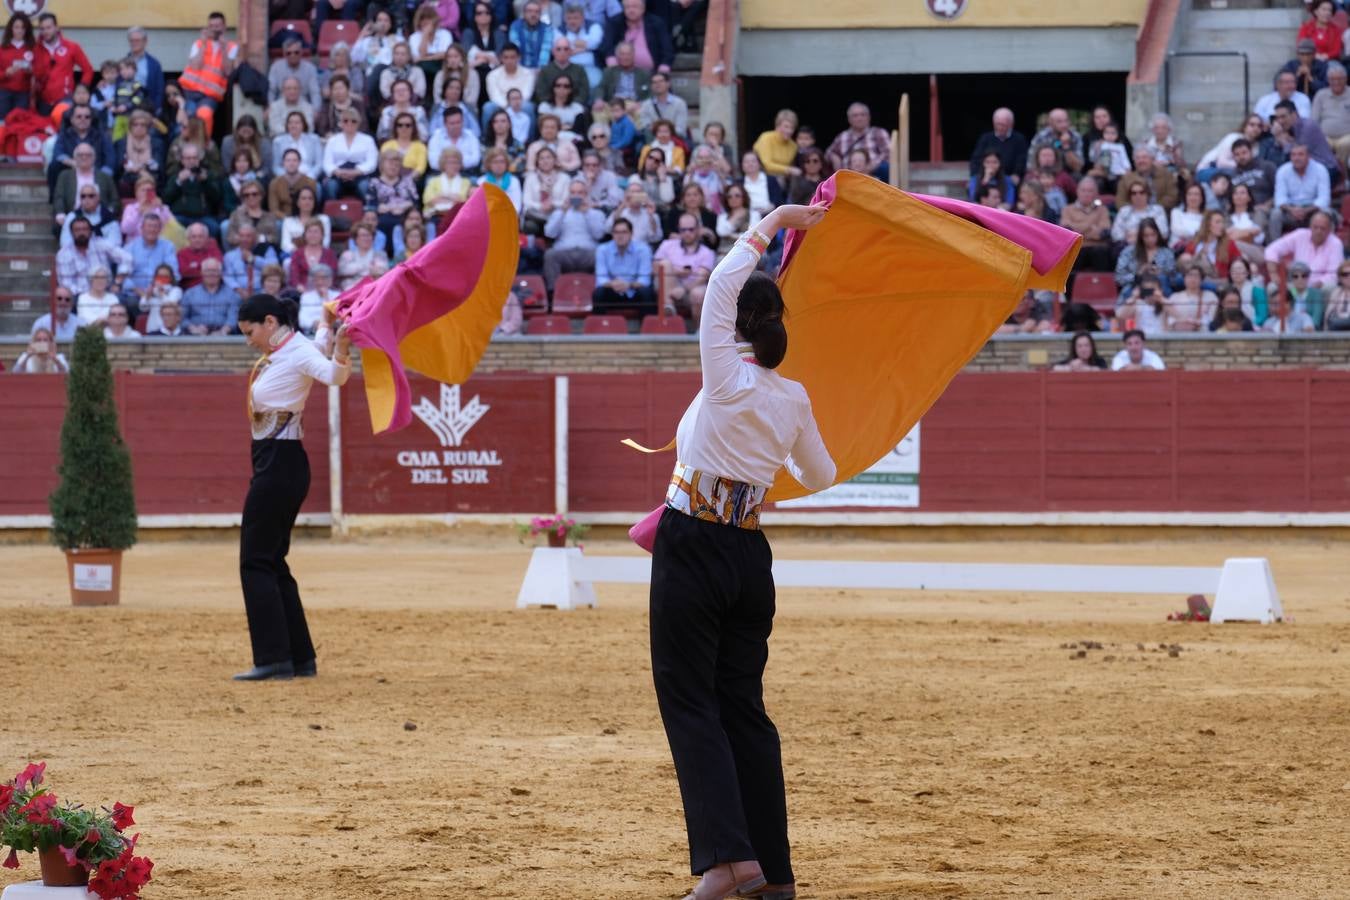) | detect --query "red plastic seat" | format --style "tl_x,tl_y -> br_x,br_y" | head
526,314 -> 572,335
552,272 -> 595,316
323,199 -> 364,244
270,20 -> 313,57
513,274 -> 548,316
1071,271 -> 1118,315
639,314 -> 687,334
582,314 -> 628,335
317,20 -> 362,61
